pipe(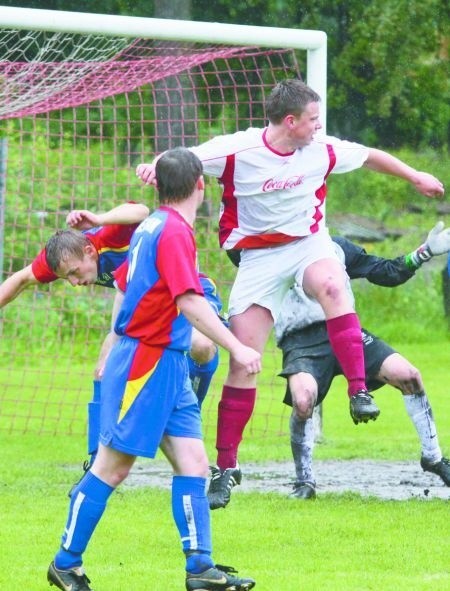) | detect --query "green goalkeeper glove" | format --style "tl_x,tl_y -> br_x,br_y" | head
405,221 -> 450,270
